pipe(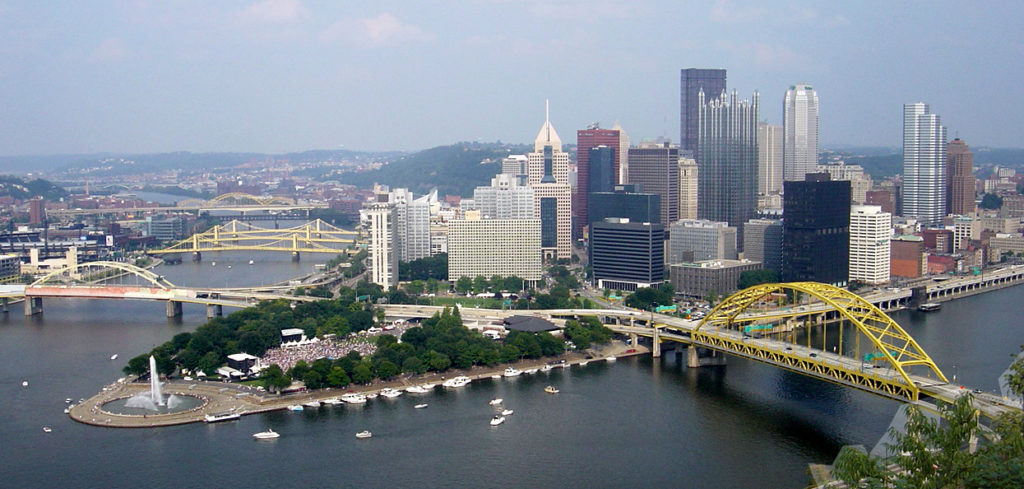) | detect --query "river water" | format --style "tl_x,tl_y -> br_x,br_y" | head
1,256 -> 1020,489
